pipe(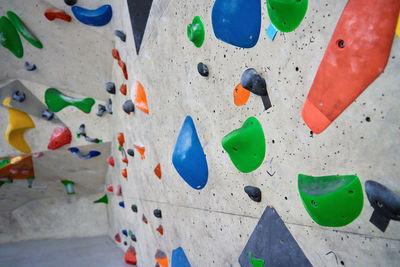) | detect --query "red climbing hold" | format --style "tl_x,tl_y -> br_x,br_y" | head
116,184 -> 122,196
112,49 -> 120,61
154,163 -> 161,179
117,133 -> 125,148
120,83 -> 127,95
156,225 -> 164,235
122,168 -> 127,178
125,246 -> 137,265
47,126 -> 72,150
142,214 -> 148,224
114,233 -> 121,243
44,9 -> 72,22
106,184 -> 113,192
107,156 -> 115,167
118,60 -> 128,80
